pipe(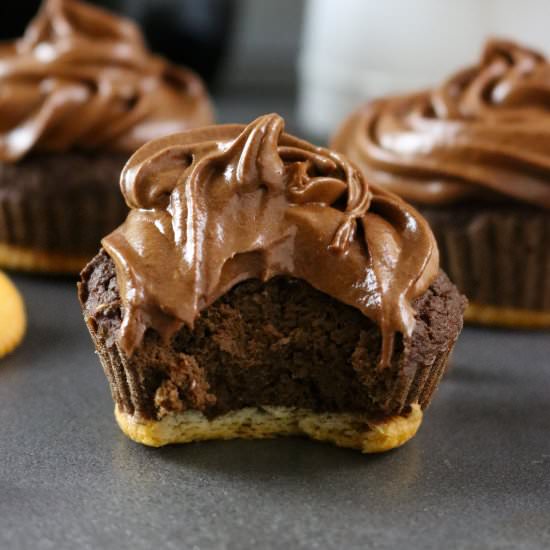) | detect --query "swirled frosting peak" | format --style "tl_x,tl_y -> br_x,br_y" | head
0,0 -> 213,162
332,39 -> 550,209
102,114 -> 439,367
